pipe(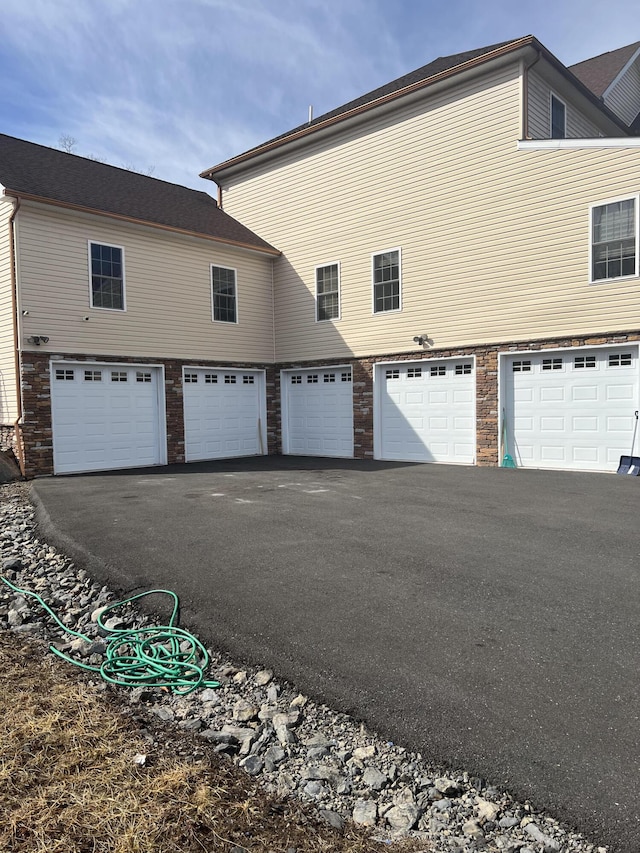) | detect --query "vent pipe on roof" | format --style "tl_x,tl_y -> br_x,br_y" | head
308,105 -> 313,124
